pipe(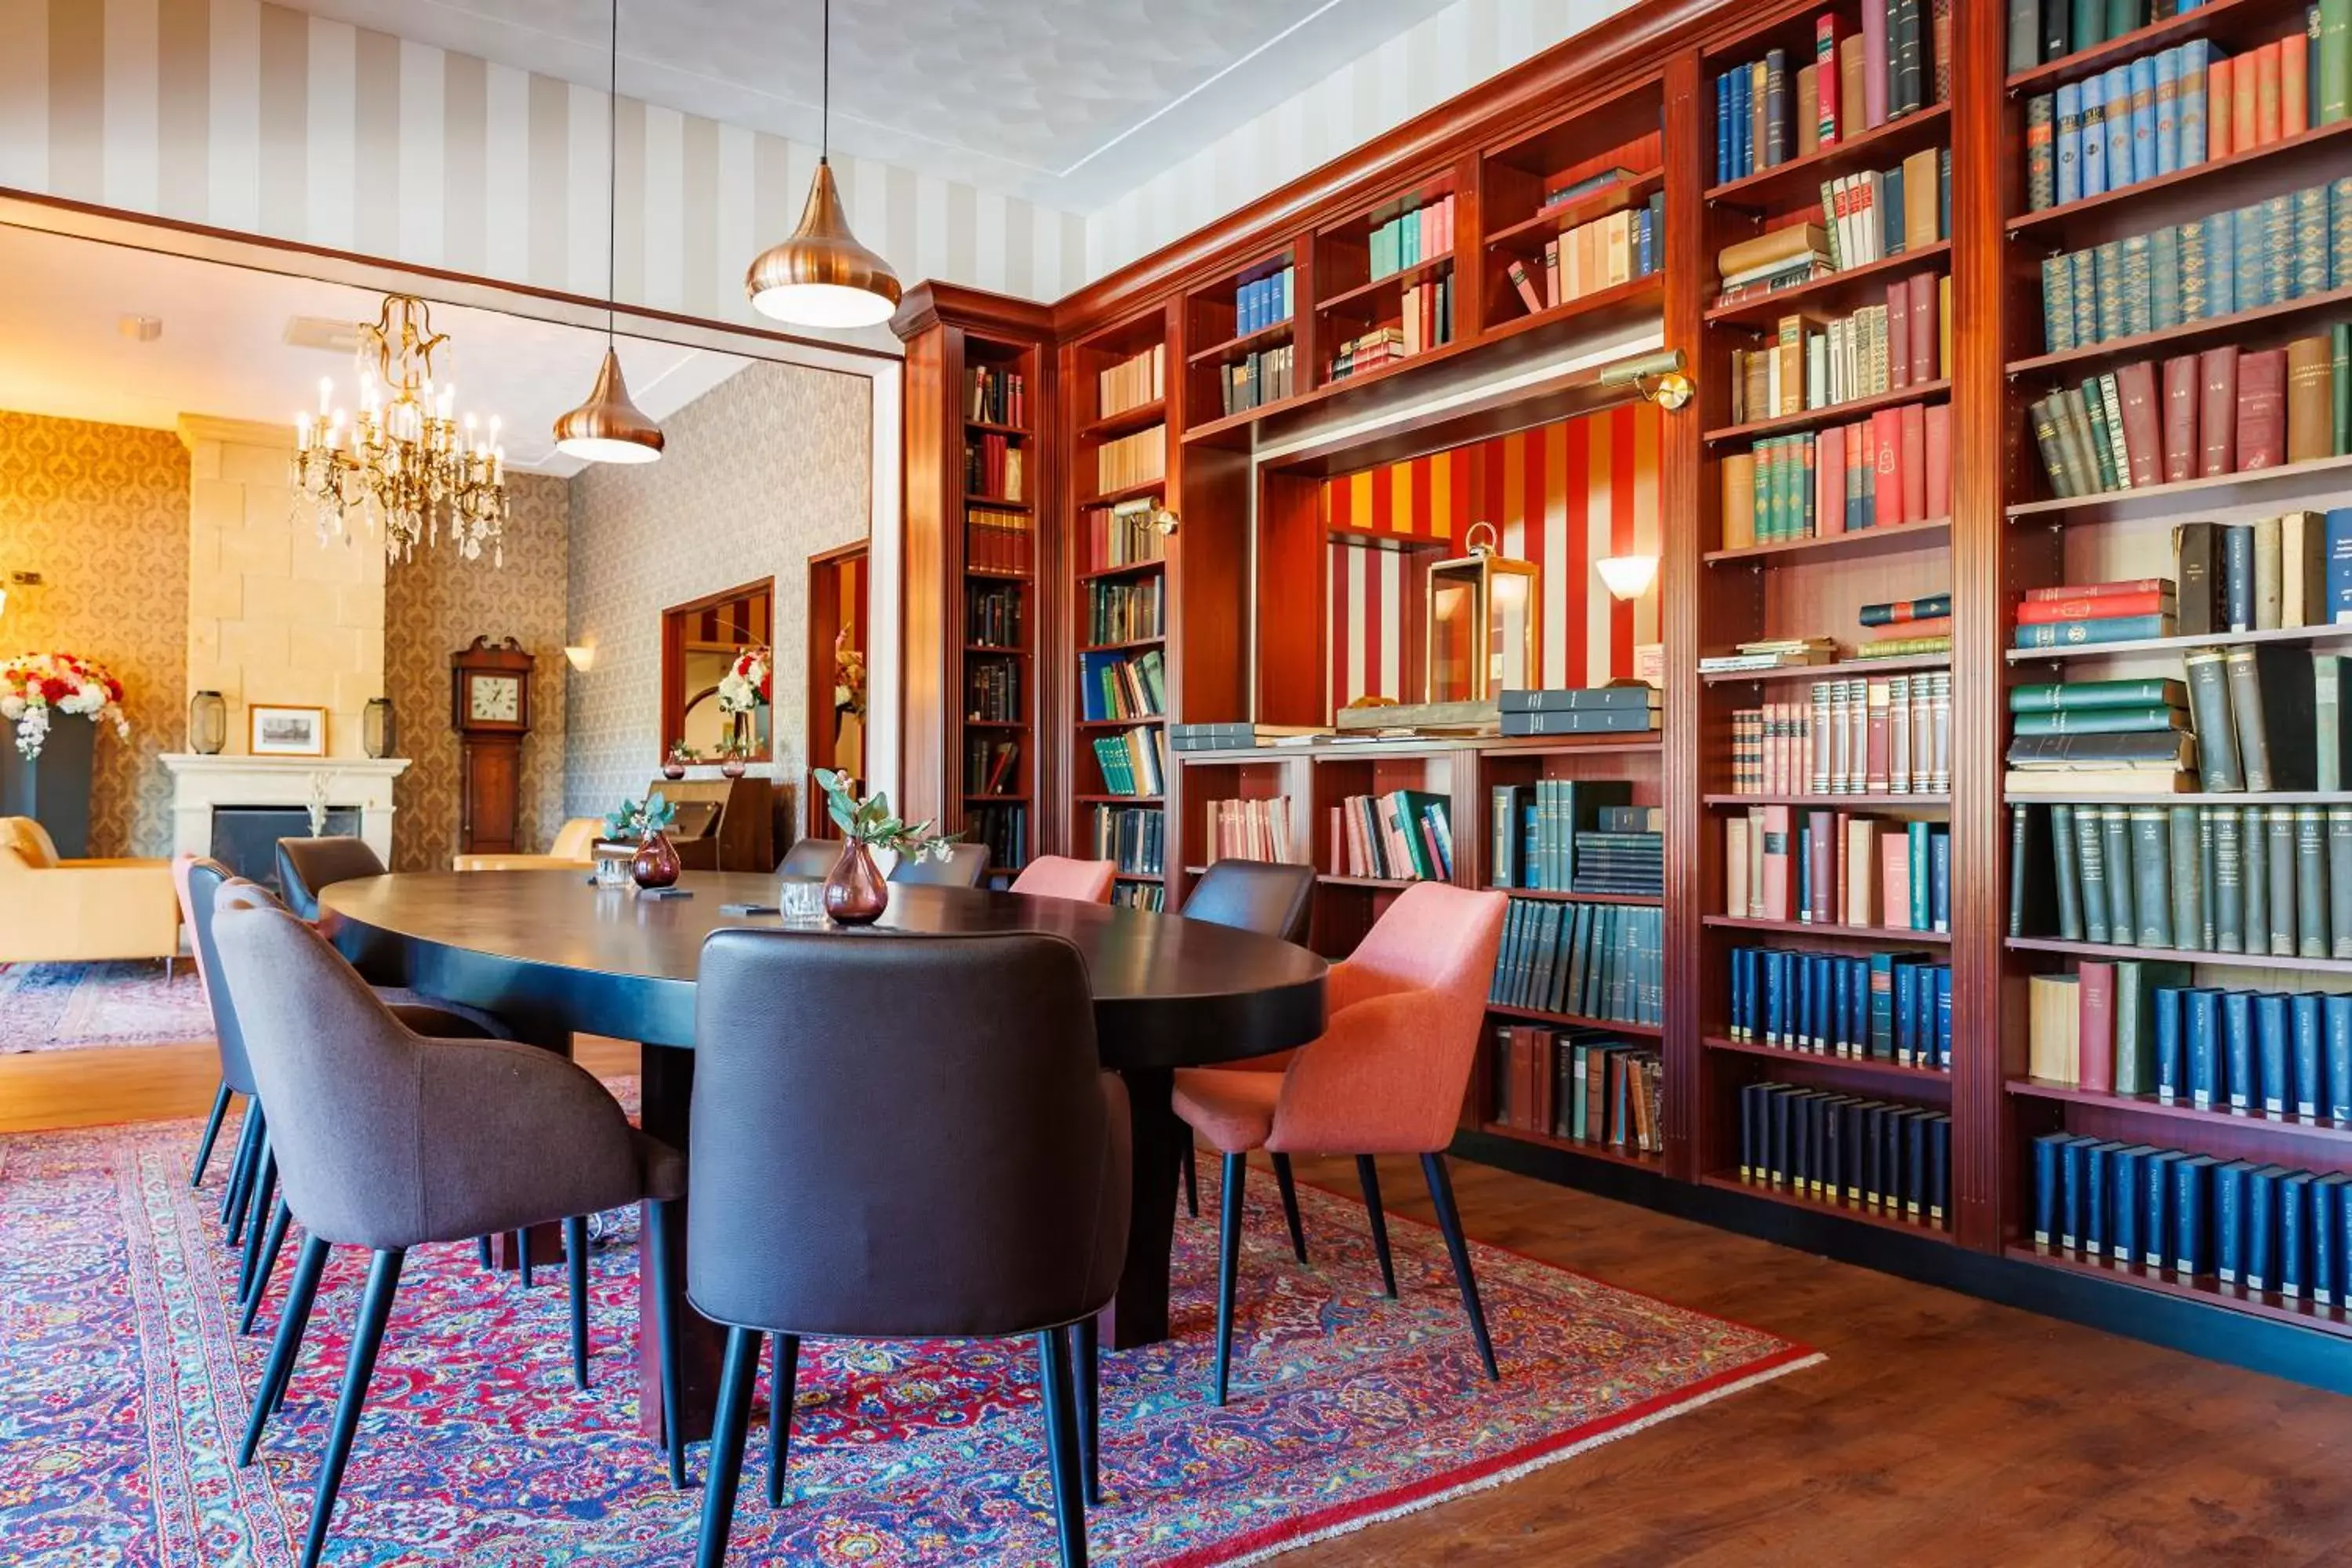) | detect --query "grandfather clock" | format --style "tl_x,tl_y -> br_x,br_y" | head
451,635 -> 533,855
